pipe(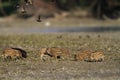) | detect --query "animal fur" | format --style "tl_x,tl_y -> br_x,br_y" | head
2,48 -> 22,60
39,47 -> 70,61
